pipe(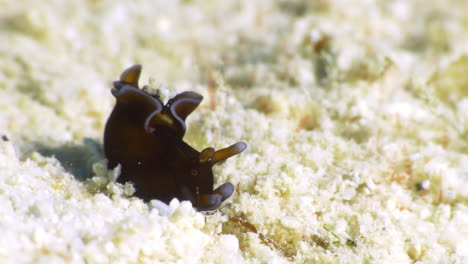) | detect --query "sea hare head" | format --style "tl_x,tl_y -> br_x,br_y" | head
104,64 -> 247,211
